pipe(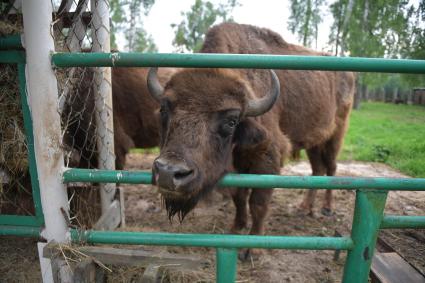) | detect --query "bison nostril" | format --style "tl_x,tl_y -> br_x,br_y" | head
153,156 -> 196,190
174,169 -> 194,180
